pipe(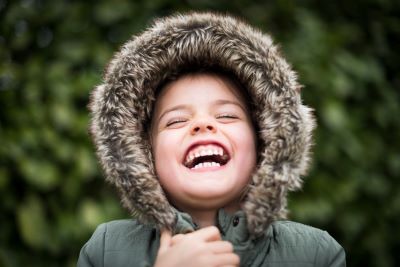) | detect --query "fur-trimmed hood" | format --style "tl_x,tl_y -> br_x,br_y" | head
89,12 -> 315,237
